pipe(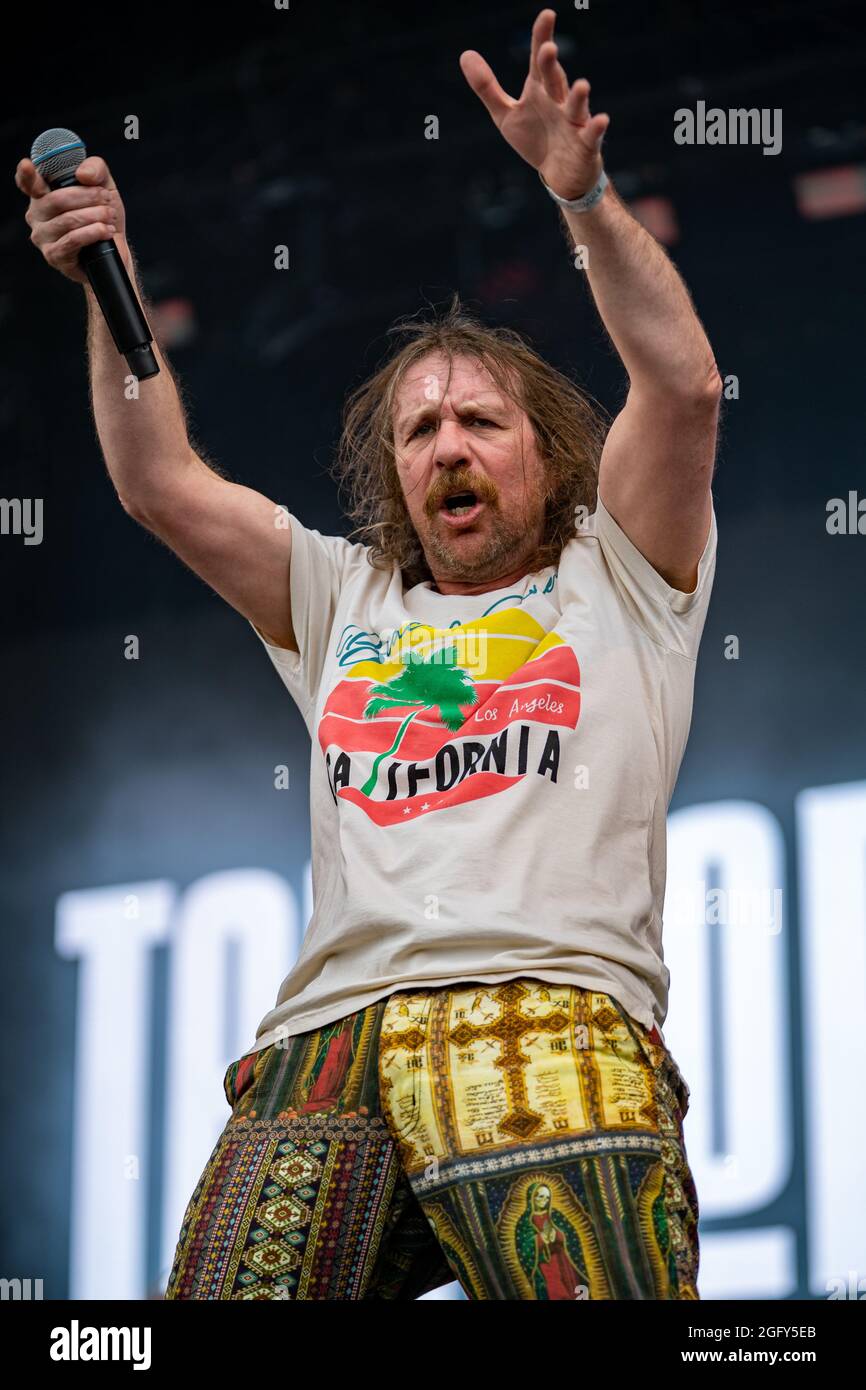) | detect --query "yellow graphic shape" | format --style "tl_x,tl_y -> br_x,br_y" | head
345,609 -> 565,685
